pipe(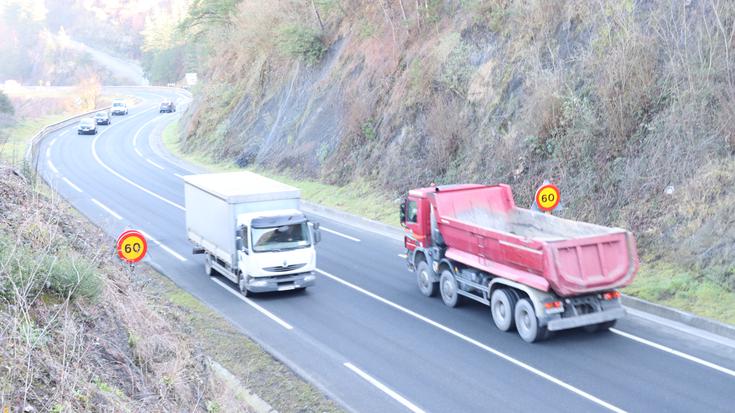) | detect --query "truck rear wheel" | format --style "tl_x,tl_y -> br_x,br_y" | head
491,288 -> 518,332
439,269 -> 462,307
514,298 -> 549,343
416,261 -> 437,297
